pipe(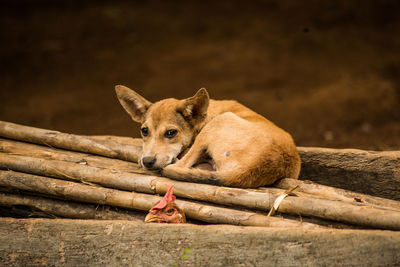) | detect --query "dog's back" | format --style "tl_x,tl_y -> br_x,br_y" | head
116,85 -> 300,188
163,98 -> 300,188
